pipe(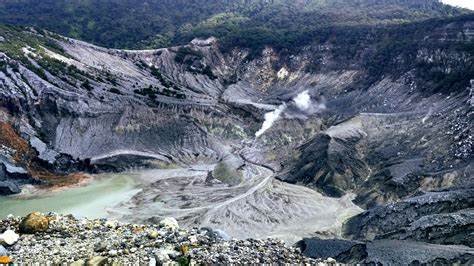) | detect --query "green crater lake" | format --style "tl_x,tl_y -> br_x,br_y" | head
0,174 -> 140,219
